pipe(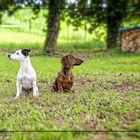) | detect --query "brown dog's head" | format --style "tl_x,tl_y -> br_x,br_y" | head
61,55 -> 84,68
